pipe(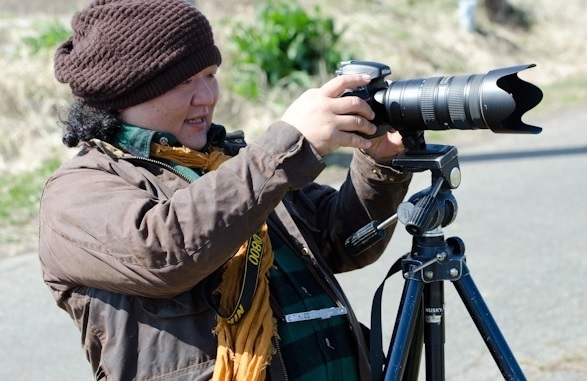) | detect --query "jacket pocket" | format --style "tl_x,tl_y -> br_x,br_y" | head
138,287 -> 208,318
146,359 -> 215,381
